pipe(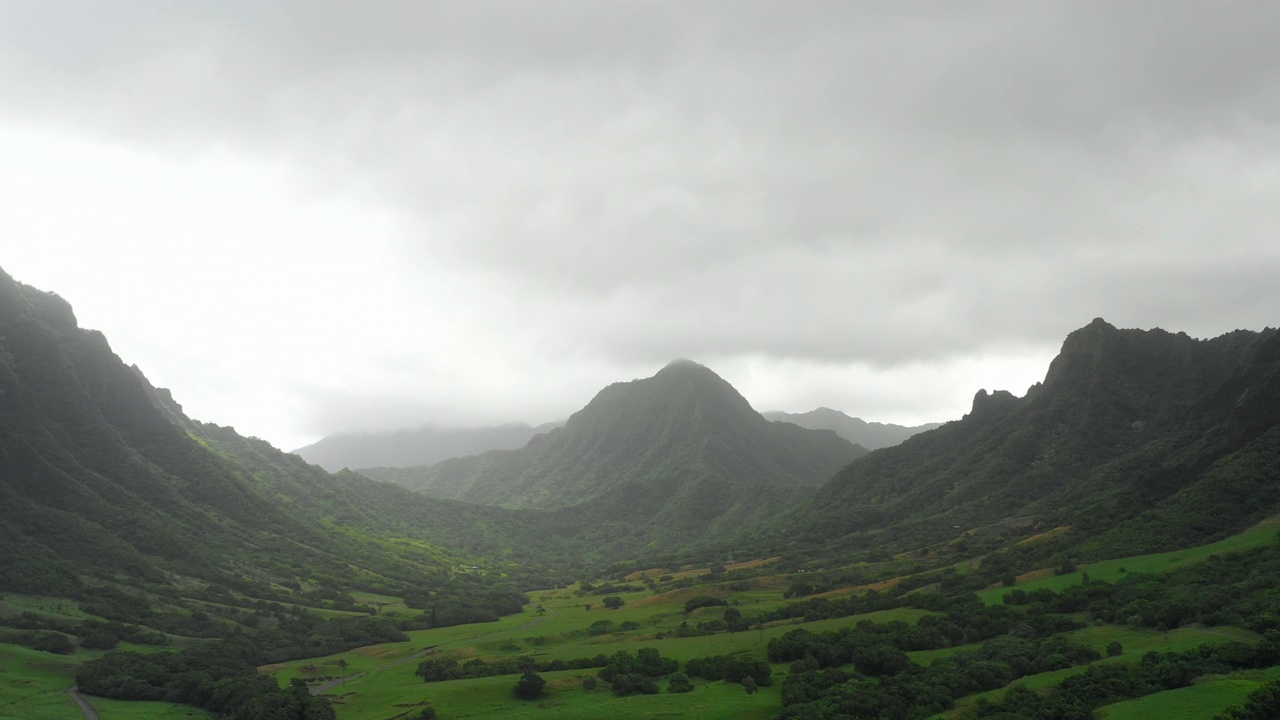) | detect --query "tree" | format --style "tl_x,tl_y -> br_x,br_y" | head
742,675 -> 758,695
602,596 -> 625,610
514,670 -> 546,700
668,672 -> 694,693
